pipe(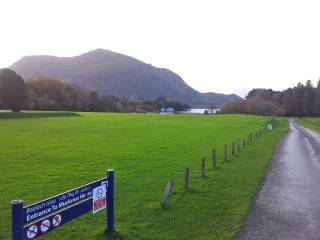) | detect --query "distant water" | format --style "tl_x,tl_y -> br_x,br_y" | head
178,108 -> 219,114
